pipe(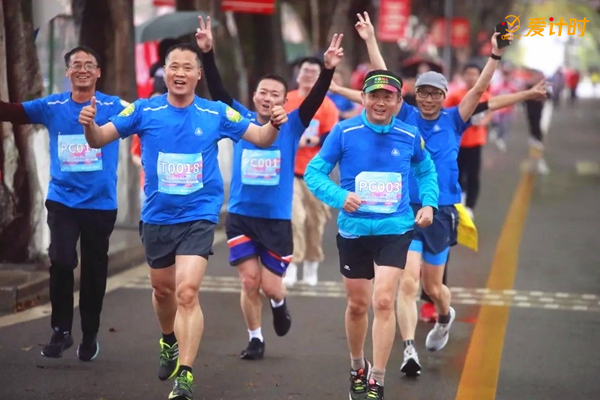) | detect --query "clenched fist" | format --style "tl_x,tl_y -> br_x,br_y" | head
79,96 -> 97,126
